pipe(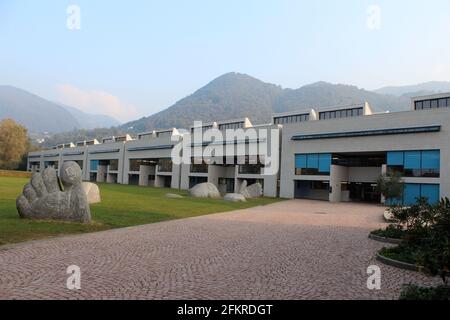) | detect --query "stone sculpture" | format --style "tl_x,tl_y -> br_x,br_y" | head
223,193 -> 247,202
239,180 -> 263,198
189,182 -> 221,199
16,161 -> 91,223
82,182 -> 101,204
